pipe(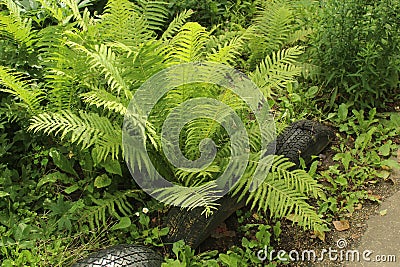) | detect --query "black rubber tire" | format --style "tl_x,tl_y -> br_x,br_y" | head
162,193 -> 245,249
72,245 -> 163,267
163,120 -> 334,249
274,120 -> 334,168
